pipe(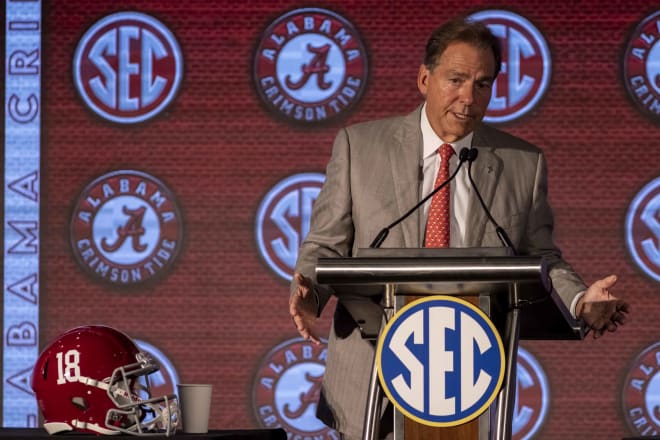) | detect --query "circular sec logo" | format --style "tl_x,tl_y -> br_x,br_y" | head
70,170 -> 183,287
376,296 -> 505,427
134,339 -> 180,398
468,10 -> 551,124
622,342 -> 660,436
74,12 -> 183,124
252,337 -> 337,439
253,8 -> 368,124
513,346 -> 550,440
255,173 -> 325,281
625,177 -> 660,283
622,11 -> 660,122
